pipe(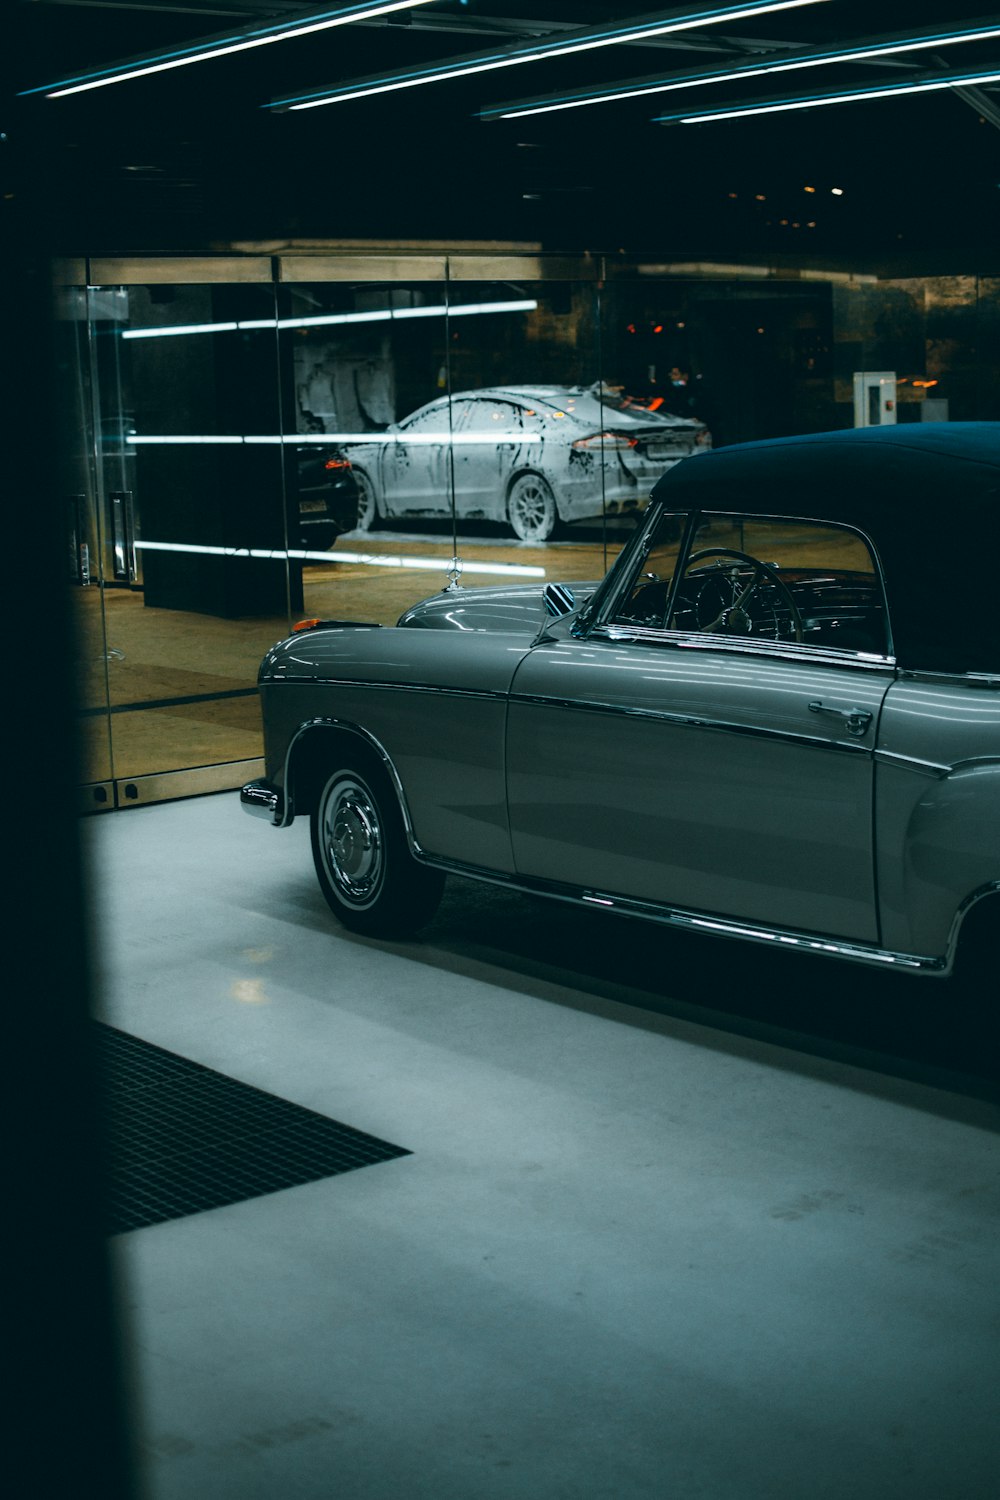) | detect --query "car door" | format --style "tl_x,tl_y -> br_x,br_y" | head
380,399 -> 453,516
452,397 -> 525,519
505,511 -> 894,944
